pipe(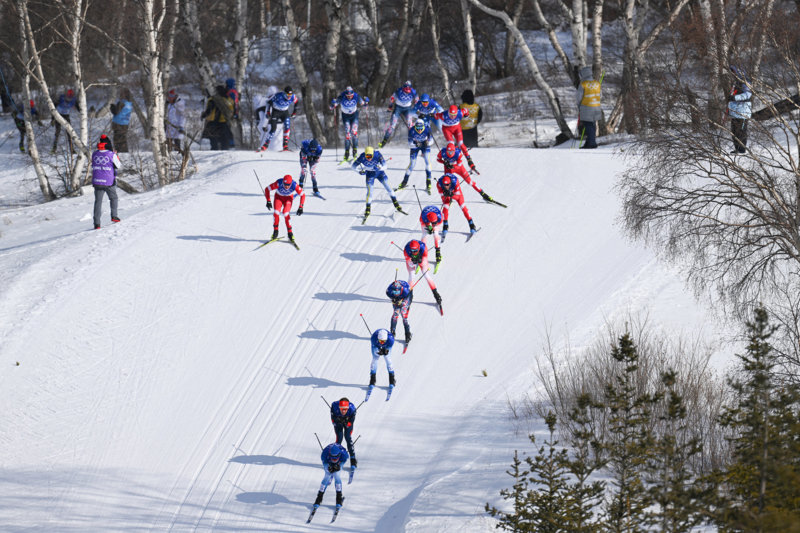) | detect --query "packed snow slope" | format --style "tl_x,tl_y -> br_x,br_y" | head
0,140 -> 724,532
